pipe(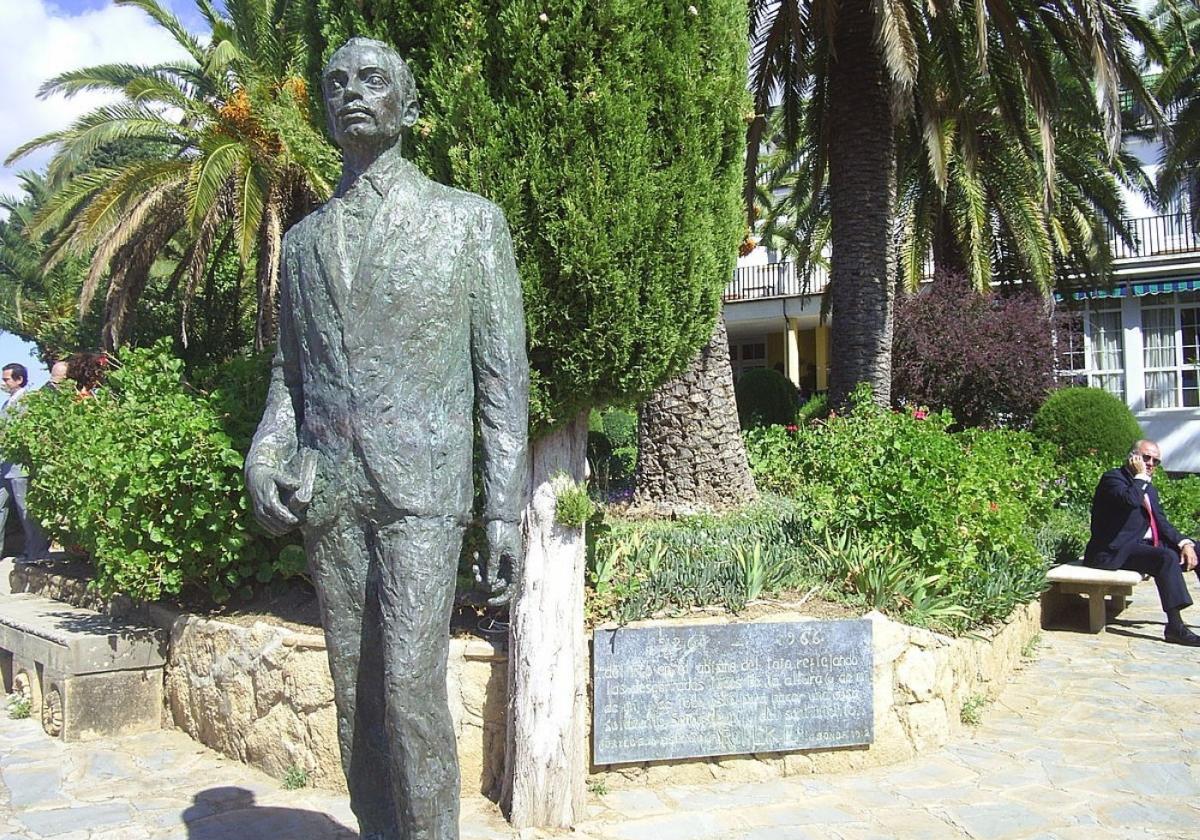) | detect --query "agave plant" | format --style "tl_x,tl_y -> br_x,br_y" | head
5,0 -> 338,352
